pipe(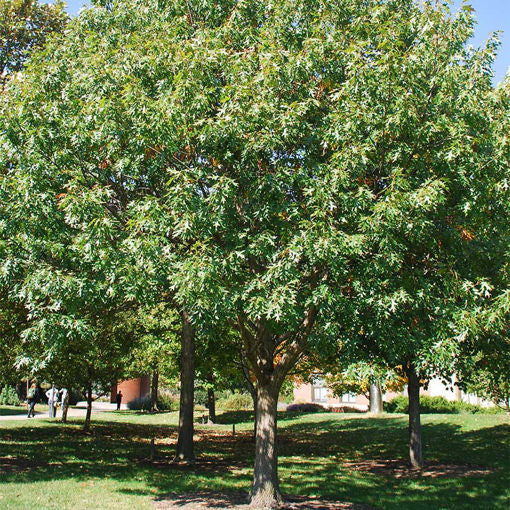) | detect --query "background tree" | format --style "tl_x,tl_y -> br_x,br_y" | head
0,294 -> 28,390
0,0 -> 202,463
324,362 -> 403,413
0,0 -> 68,400
332,2 -> 506,469
459,350 -> 510,411
17,307 -> 138,429
127,303 -> 180,412
455,75 -> 510,413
